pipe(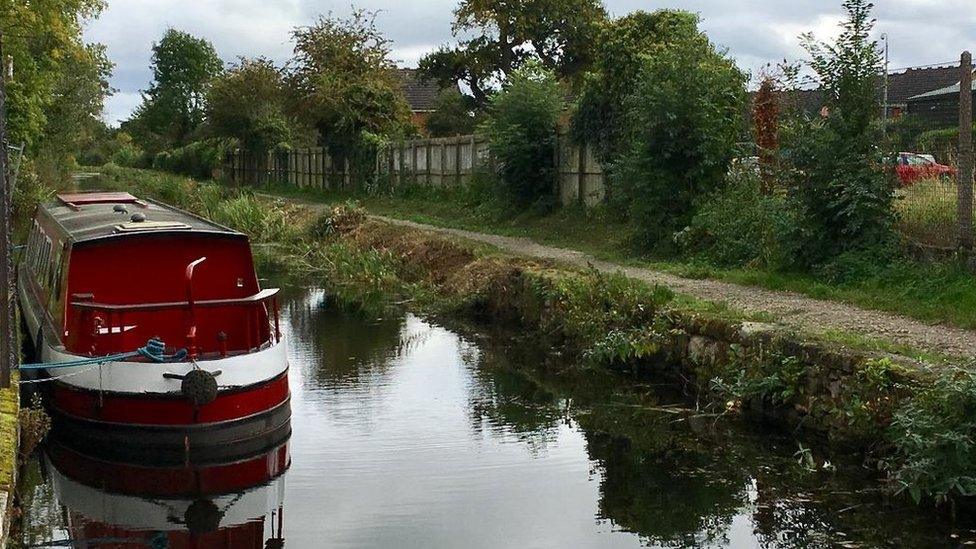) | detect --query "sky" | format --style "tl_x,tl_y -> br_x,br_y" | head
83,0 -> 976,126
